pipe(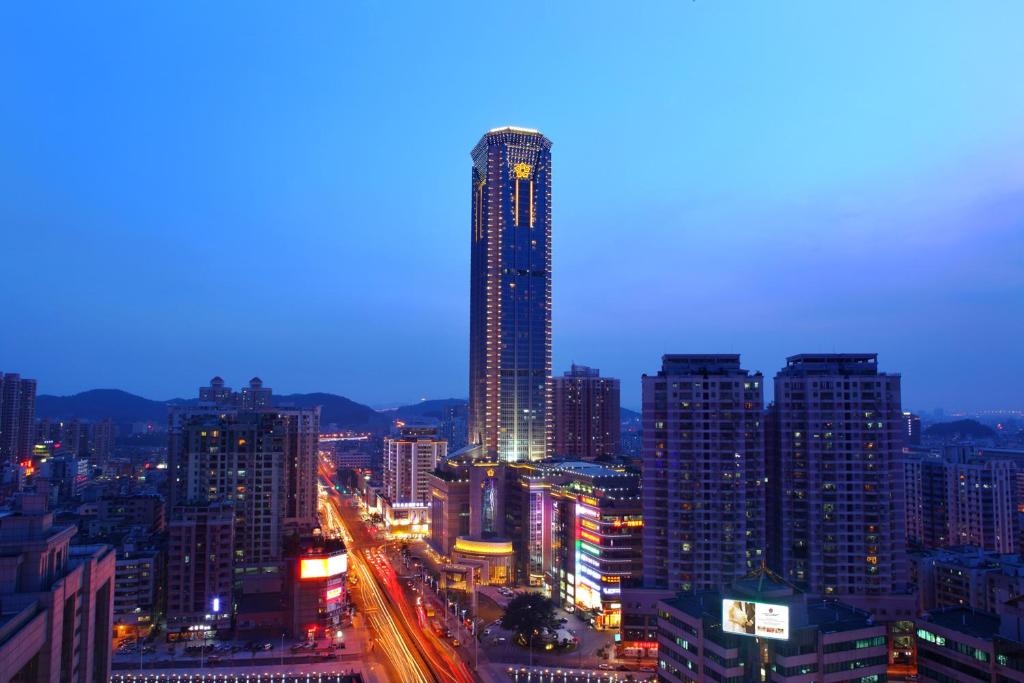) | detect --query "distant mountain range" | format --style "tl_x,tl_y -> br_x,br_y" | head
34,389 -> 469,432
36,389 -> 642,434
